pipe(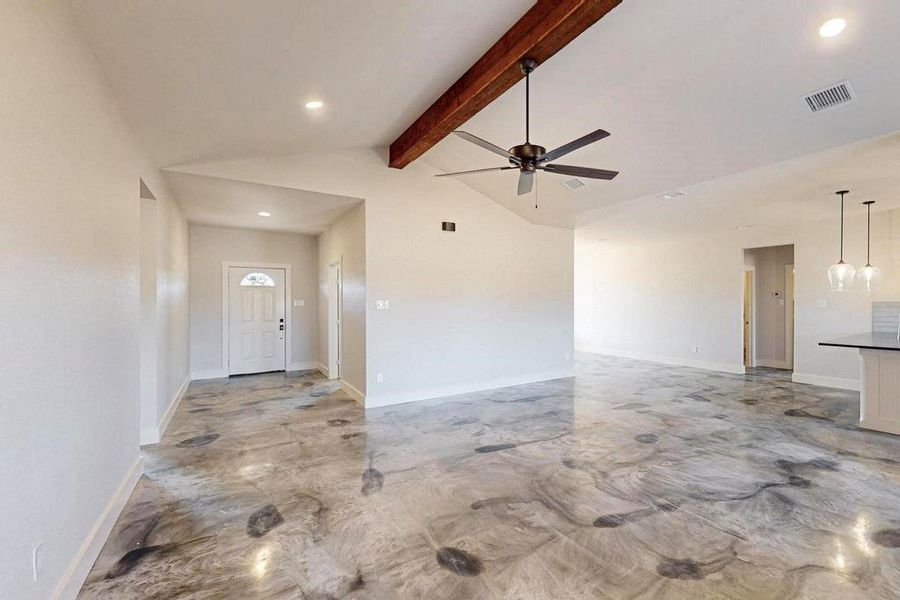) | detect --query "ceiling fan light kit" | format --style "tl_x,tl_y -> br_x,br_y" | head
436,57 -> 619,196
